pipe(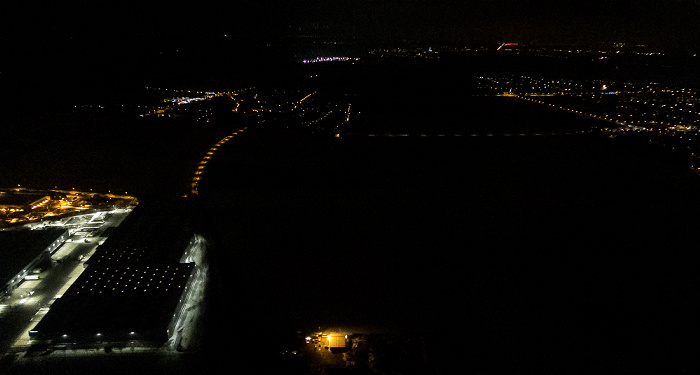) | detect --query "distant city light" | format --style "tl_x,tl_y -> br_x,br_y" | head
301,57 -> 360,64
